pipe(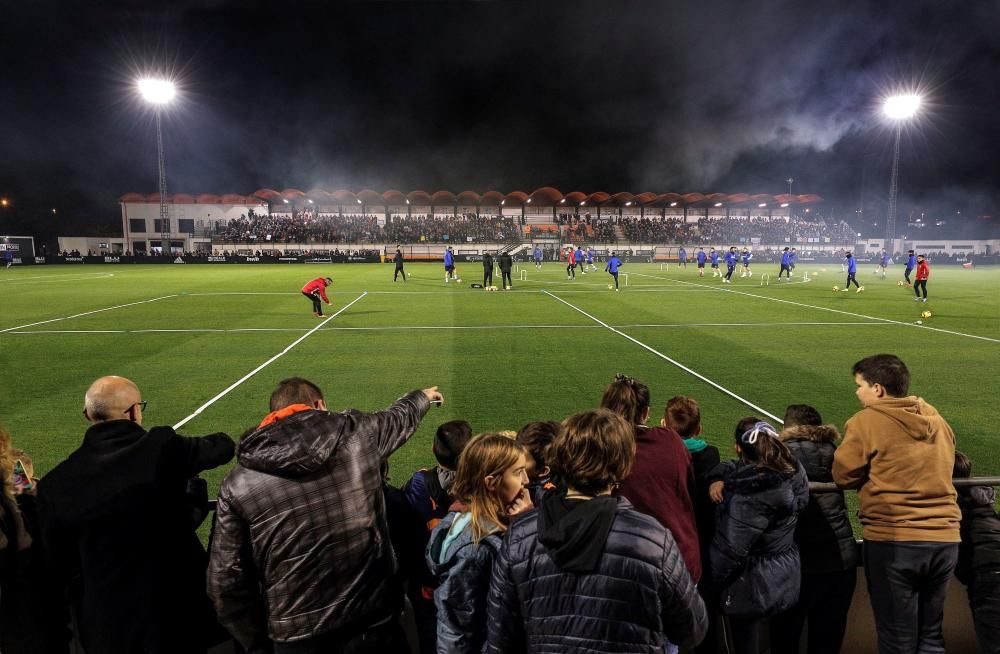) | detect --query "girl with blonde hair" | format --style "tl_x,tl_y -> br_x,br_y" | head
427,432 -> 531,653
